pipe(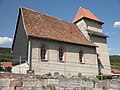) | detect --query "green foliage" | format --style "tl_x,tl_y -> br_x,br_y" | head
96,75 -> 112,80
5,67 -> 12,72
0,47 -> 13,62
47,72 -> 52,76
109,55 -> 120,70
